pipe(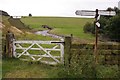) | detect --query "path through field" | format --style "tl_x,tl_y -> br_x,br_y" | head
35,30 -> 64,40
